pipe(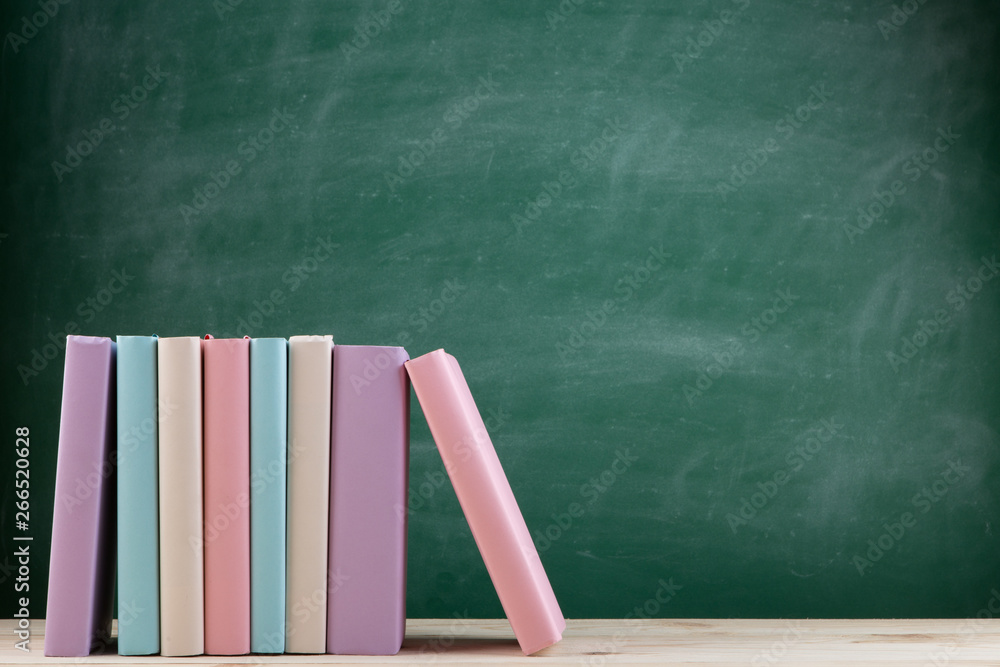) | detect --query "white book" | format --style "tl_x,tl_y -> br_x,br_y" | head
157,336 -> 205,656
284,335 -> 333,653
